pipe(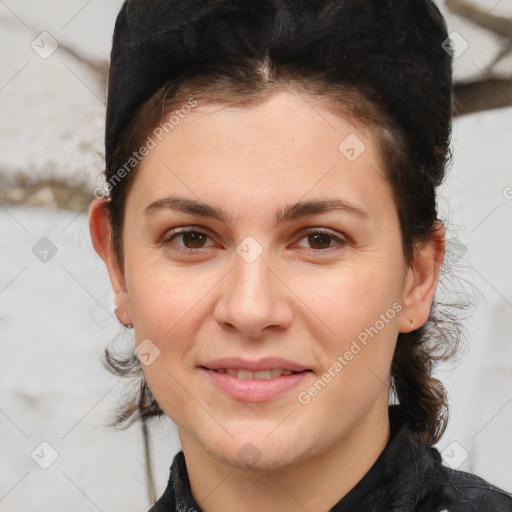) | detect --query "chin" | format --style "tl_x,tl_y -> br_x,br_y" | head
207,431 -> 311,471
